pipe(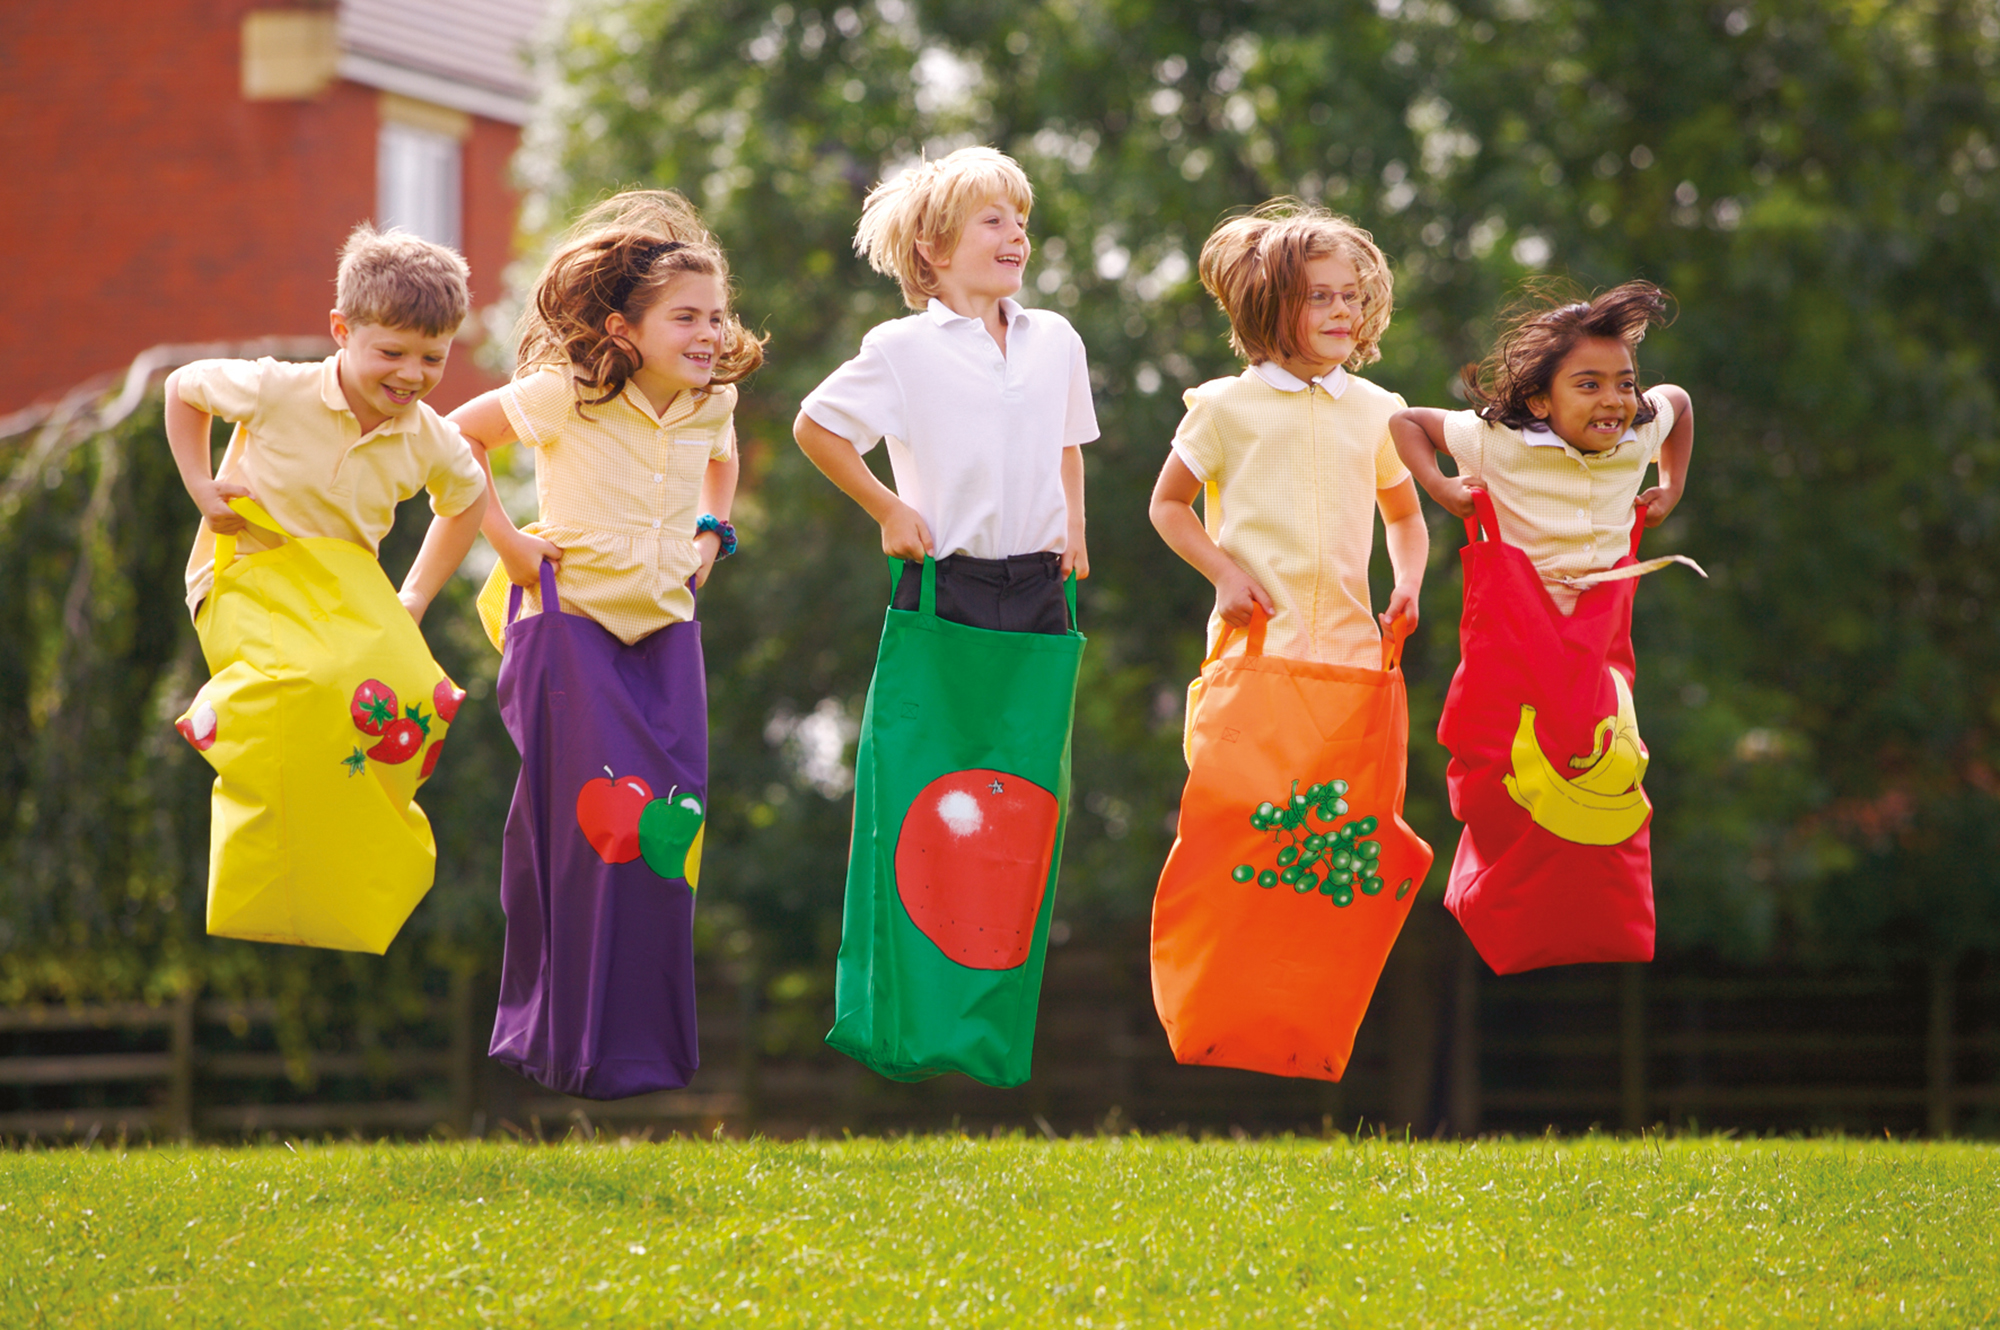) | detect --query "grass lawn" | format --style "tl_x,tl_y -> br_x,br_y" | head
3,1133 -> 1993,1327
